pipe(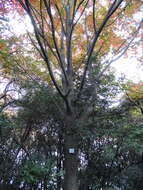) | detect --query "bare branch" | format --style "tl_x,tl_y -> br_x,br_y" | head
18,0 -> 65,98
55,3 -> 66,35
73,0 -> 89,27
78,0 -> 124,98
43,0 -> 69,86
93,0 -> 97,34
